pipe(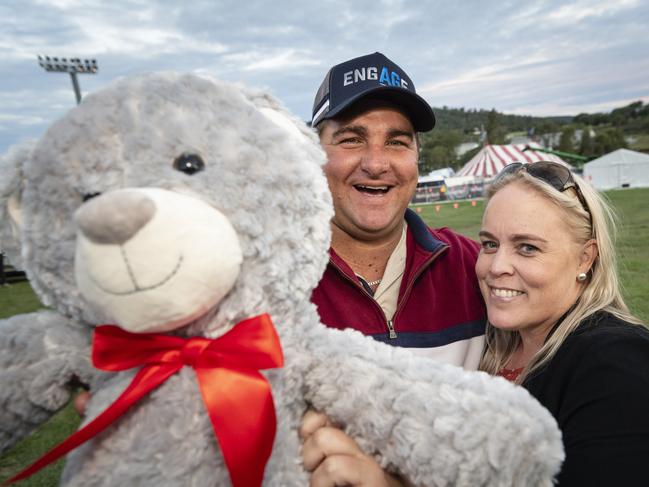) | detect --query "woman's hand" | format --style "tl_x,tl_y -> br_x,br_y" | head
299,409 -> 405,487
